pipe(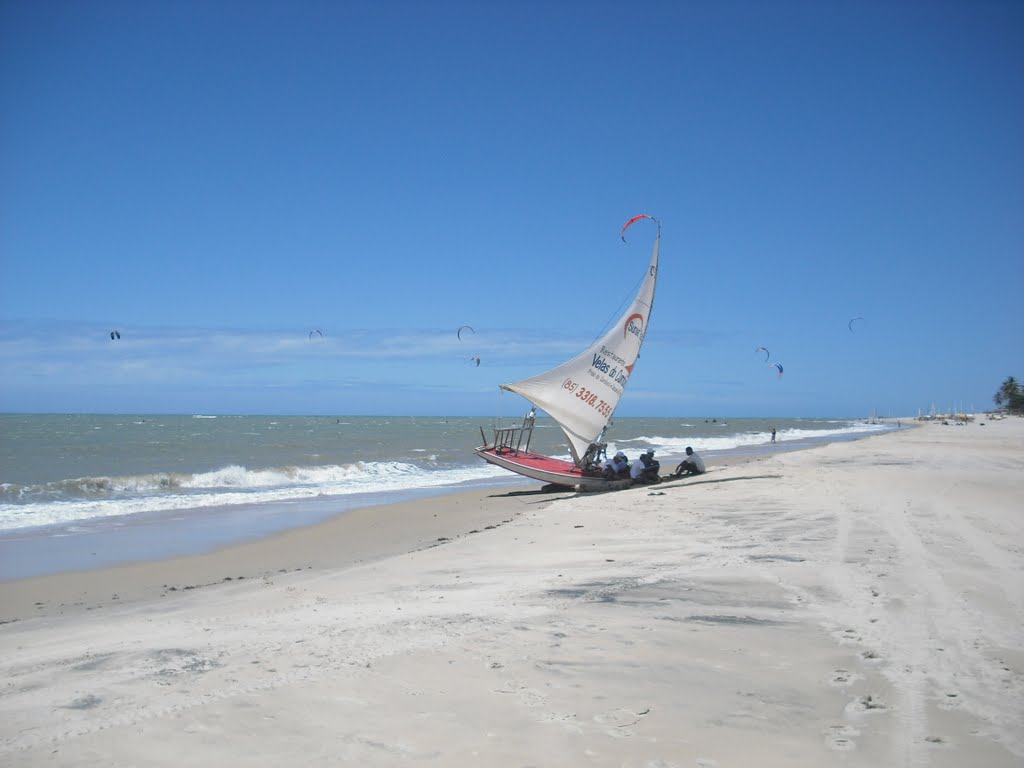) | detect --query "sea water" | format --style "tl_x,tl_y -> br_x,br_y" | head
0,413 -> 893,579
